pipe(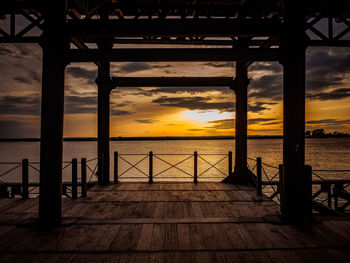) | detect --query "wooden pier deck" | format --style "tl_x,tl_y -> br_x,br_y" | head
0,182 -> 350,262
